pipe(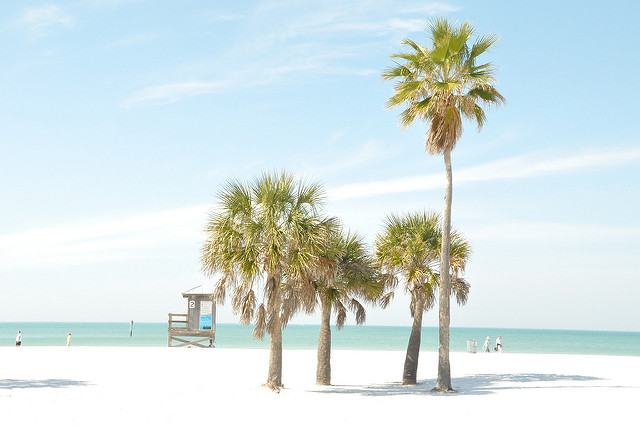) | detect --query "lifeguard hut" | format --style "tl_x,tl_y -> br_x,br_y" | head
168,286 -> 216,348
